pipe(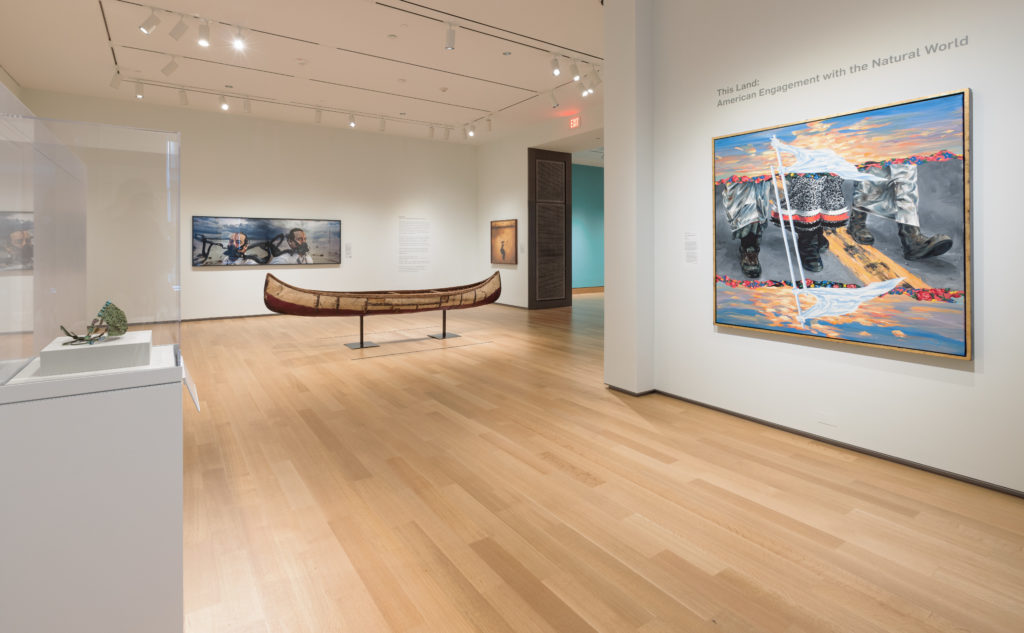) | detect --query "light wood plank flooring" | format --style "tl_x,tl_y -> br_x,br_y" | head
183,295 -> 1024,633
